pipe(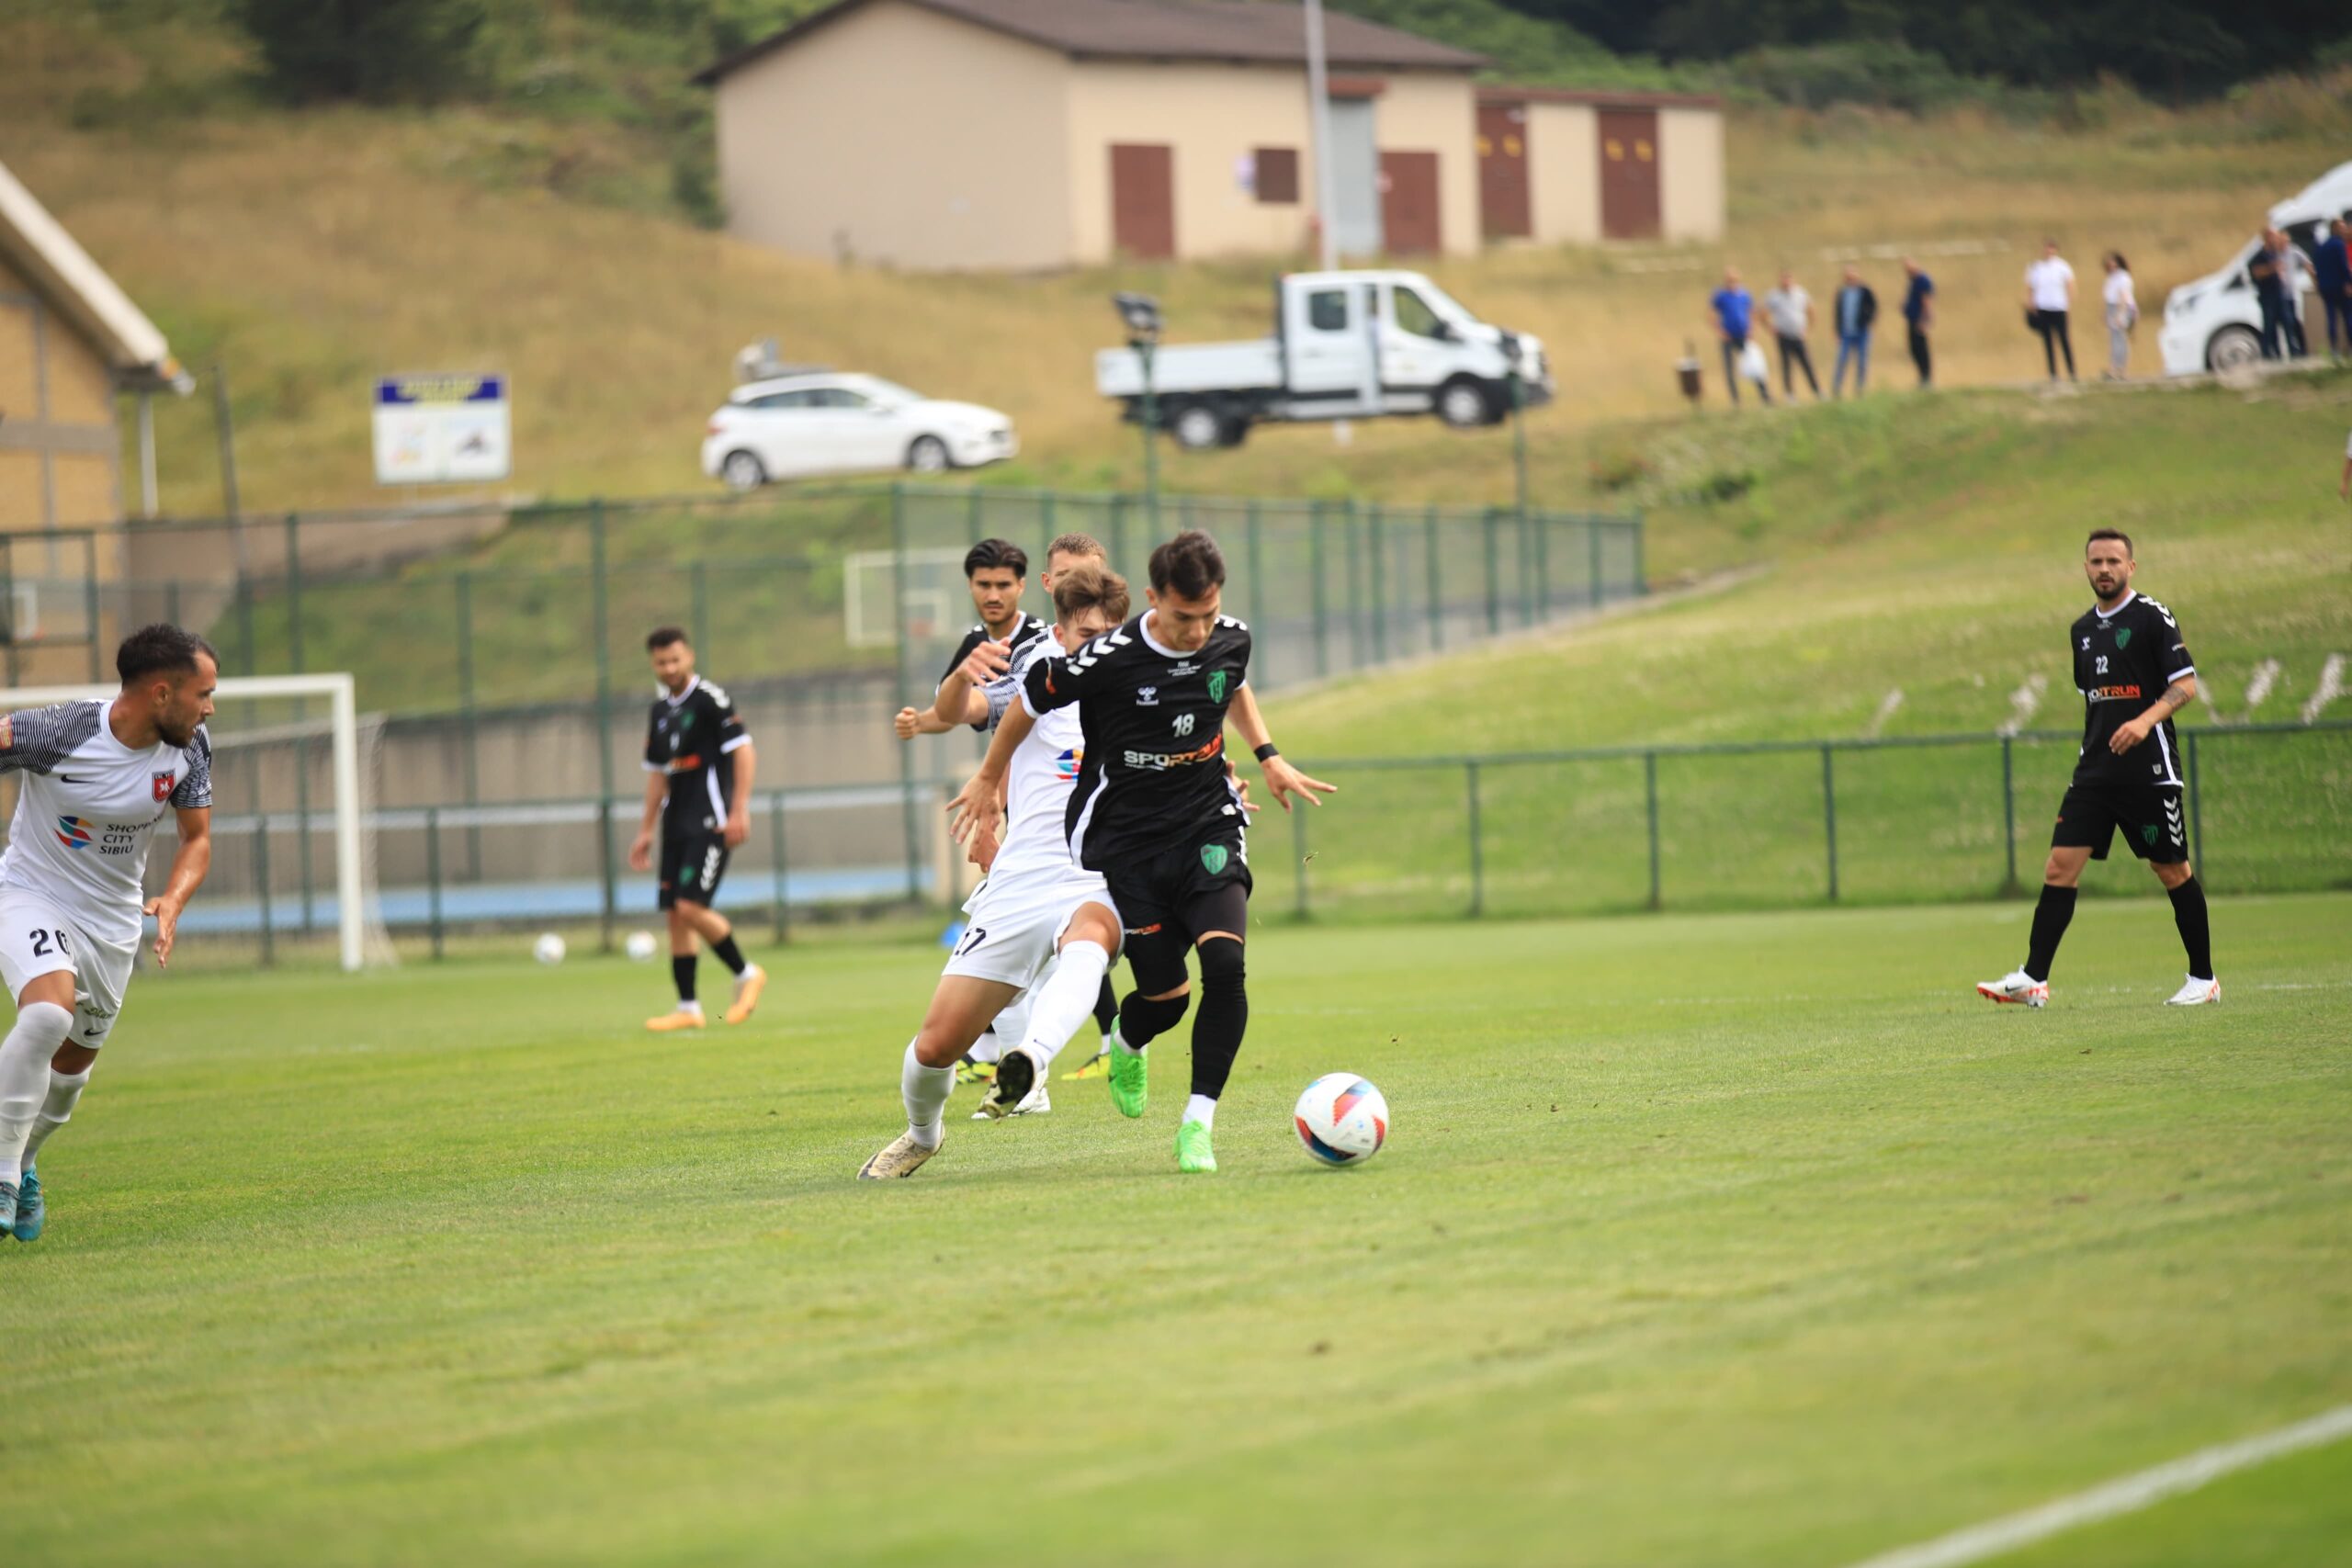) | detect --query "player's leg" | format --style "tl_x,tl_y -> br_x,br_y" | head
999,900 -> 1121,1111
860,974 -> 1022,1179
1172,882 -> 1251,1175
1983,789 -> 2104,1005
0,971 -> 77,1237
670,831 -> 763,1024
648,834 -> 707,1031
2130,787 -> 2216,1004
